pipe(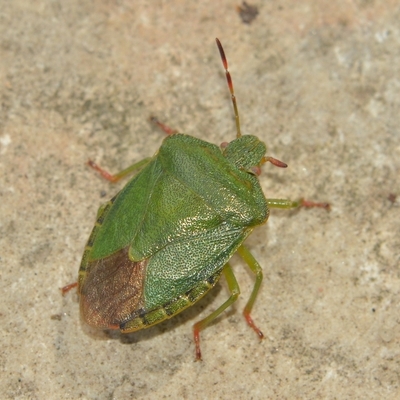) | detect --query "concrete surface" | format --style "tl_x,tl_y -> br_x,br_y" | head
1,1 -> 400,399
